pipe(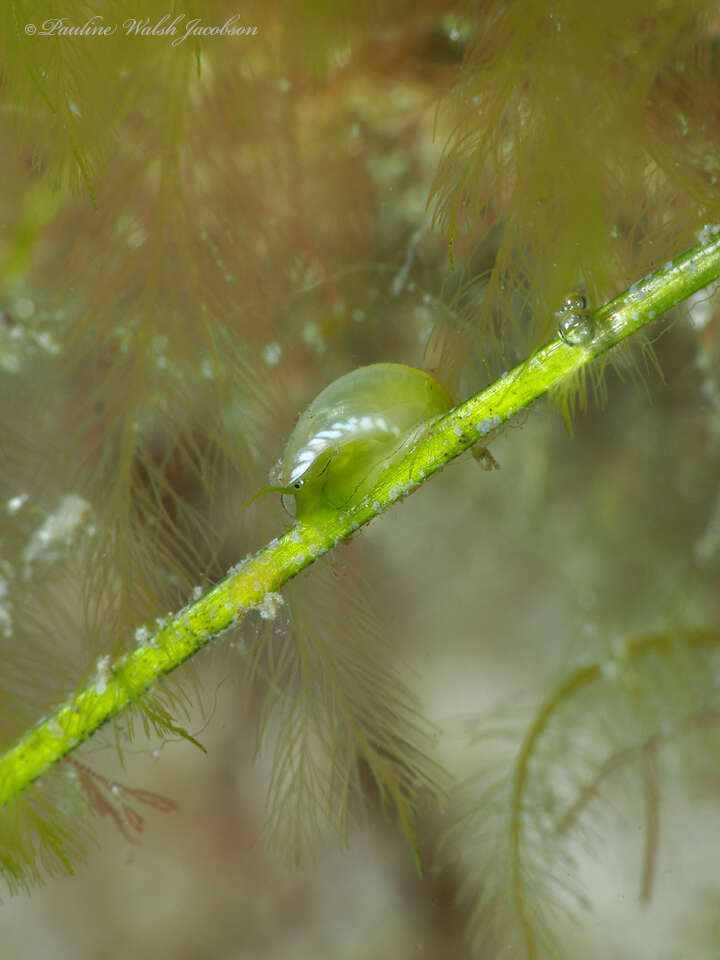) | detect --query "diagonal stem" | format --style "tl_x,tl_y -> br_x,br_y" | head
1,231 -> 720,812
